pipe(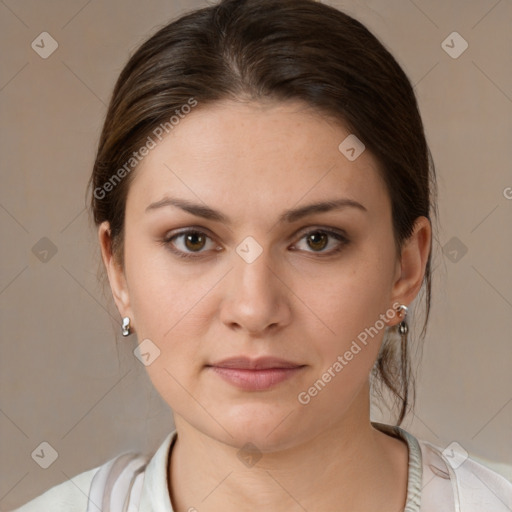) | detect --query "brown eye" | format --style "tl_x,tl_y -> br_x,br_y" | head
307,232 -> 329,251
164,229 -> 217,259
293,228 -> 349,256
184,232 -> 207,252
